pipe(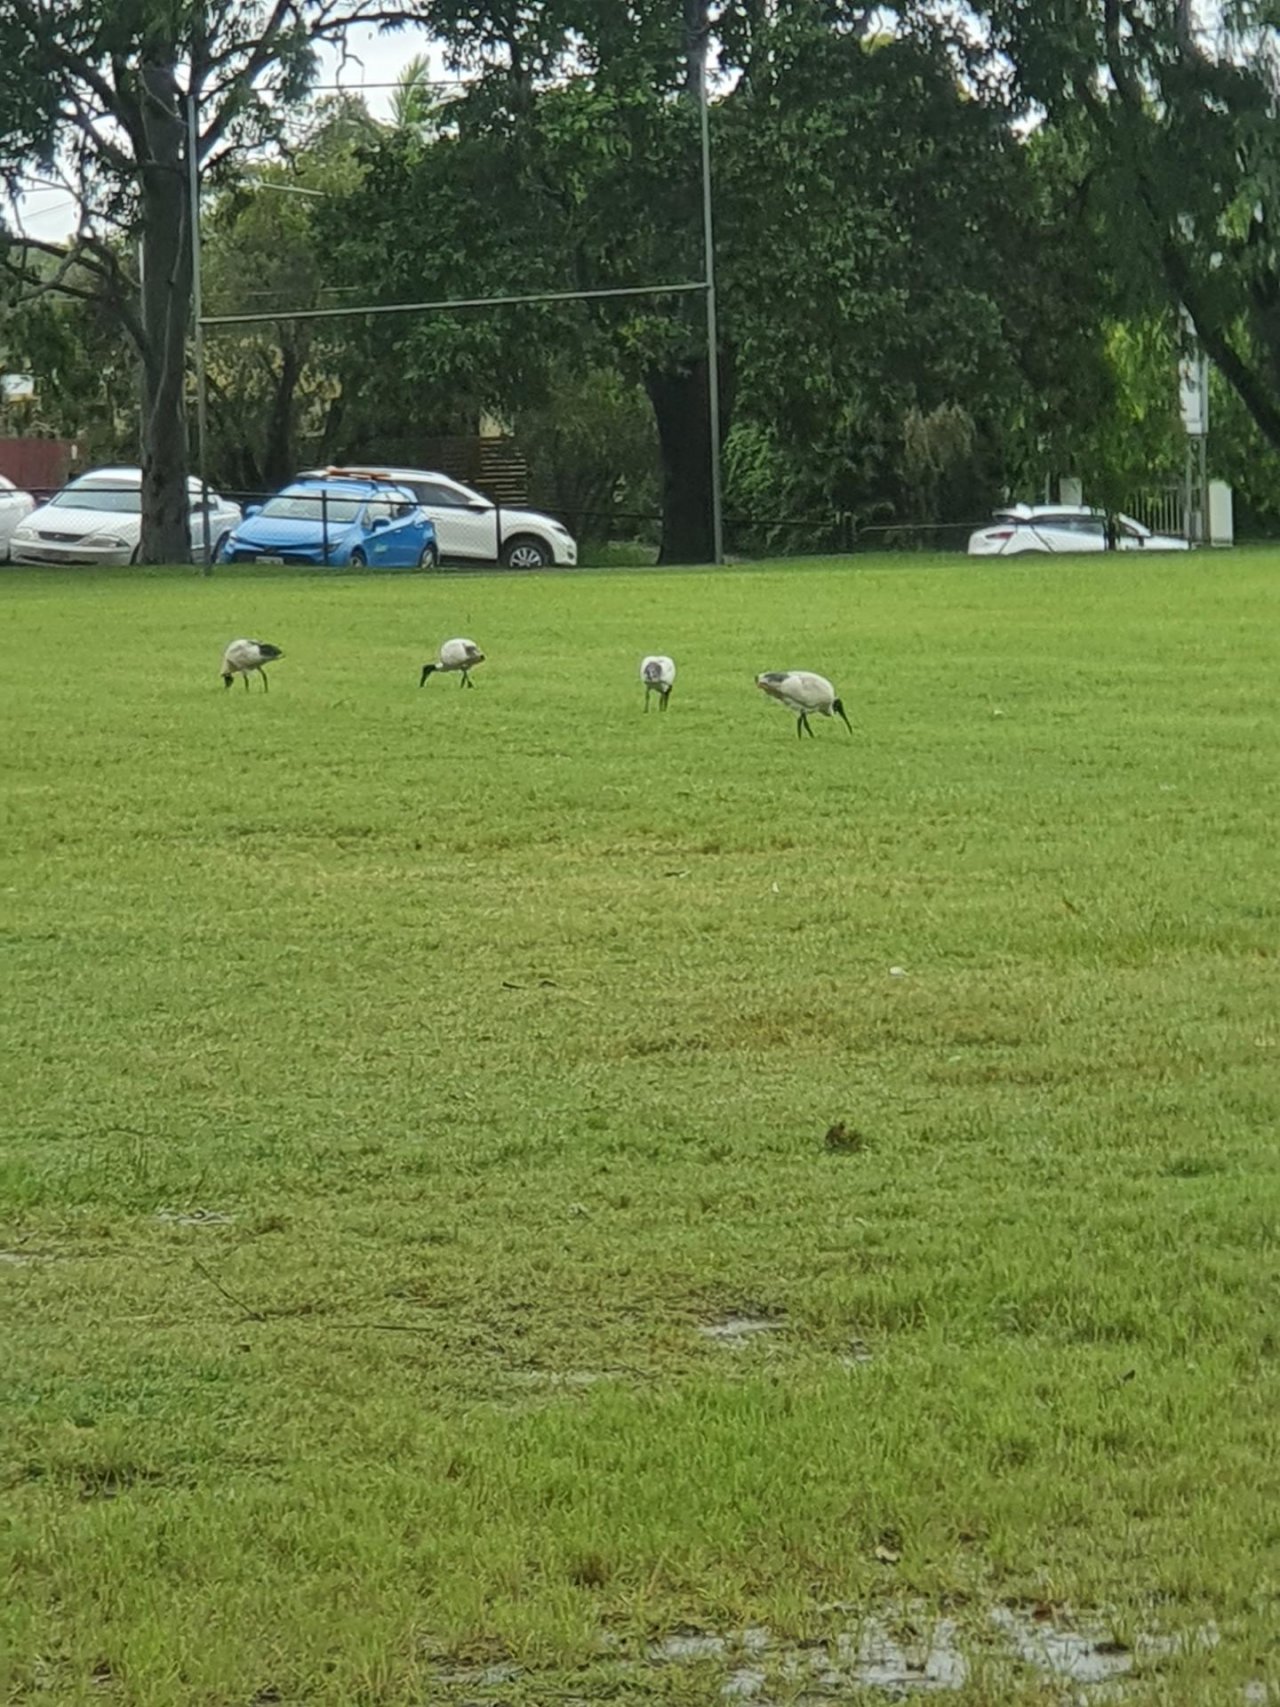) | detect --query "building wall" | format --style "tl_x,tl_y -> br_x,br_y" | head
0,438 -> 77,495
